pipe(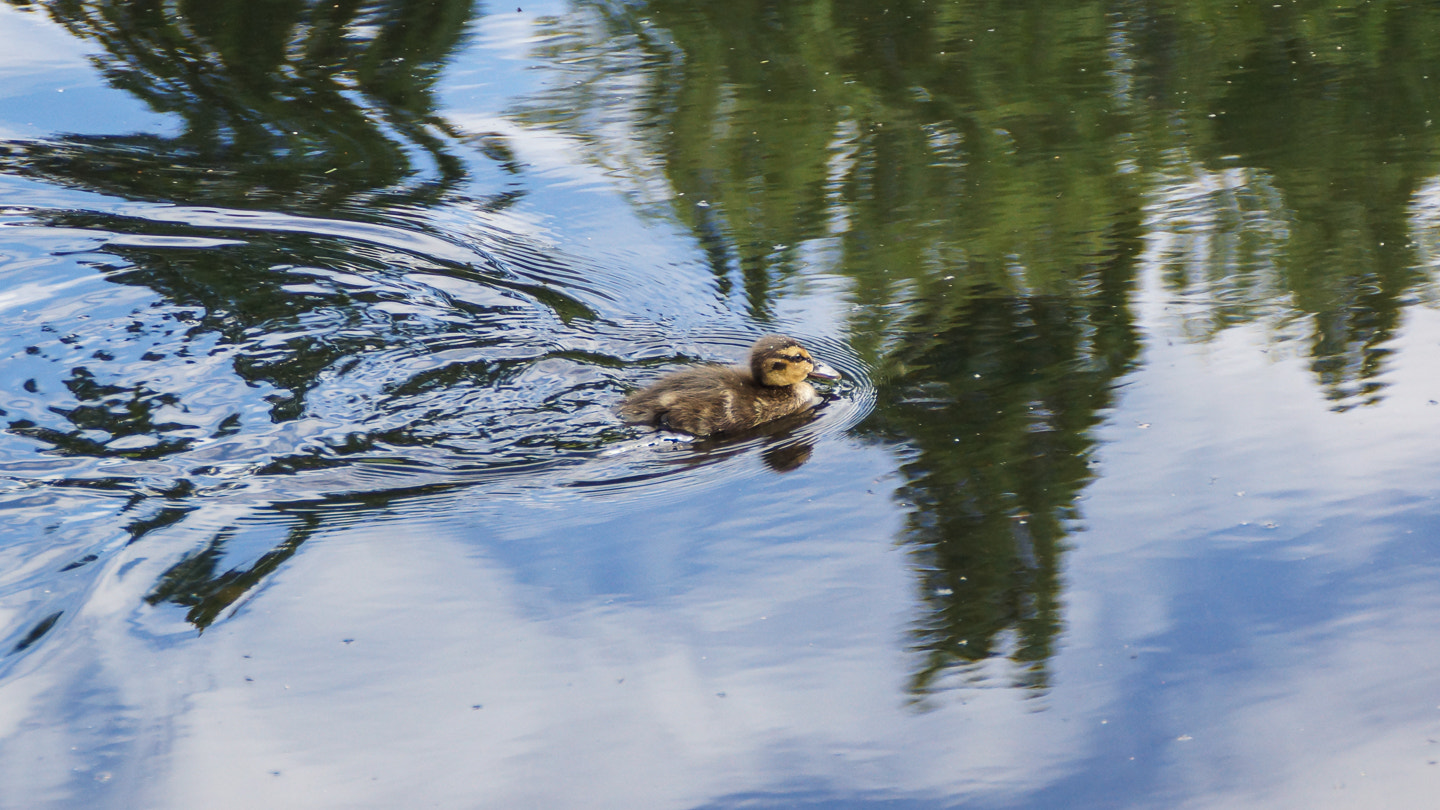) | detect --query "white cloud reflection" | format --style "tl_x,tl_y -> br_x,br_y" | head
0,441 -> 1107,809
